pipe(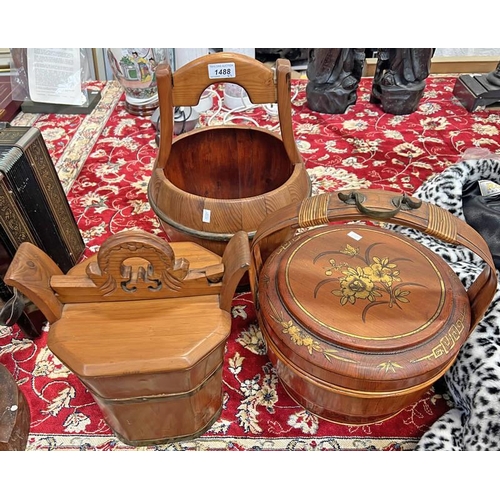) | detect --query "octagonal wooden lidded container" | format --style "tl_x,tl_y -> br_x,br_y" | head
4,229 -> 250,446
